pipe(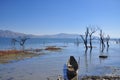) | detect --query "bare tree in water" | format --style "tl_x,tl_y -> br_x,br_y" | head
106,35 -> 110,51
99,30 -> 105,52
119,39 -> 120,44
11,38 -> 17,49
80,27 -> 89,50
106,35 -> 110,47
88,26 -> 98,49
11,36 -> 30,51
18,36 -> 30,51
